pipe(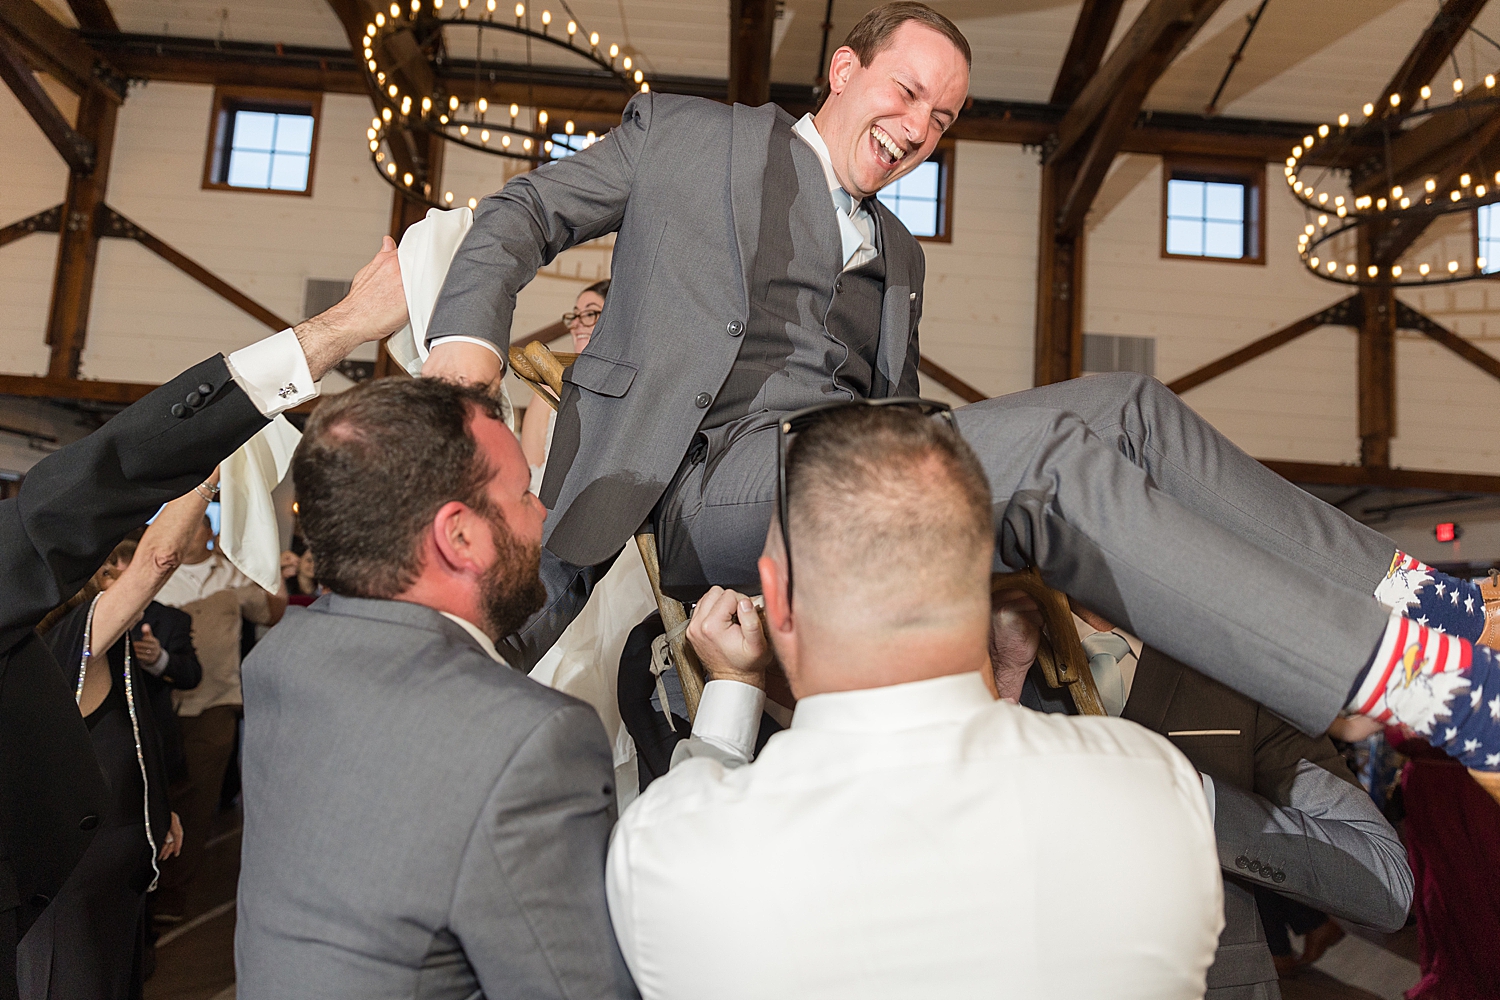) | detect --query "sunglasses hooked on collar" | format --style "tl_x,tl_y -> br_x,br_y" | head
775,397 -> 956,601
